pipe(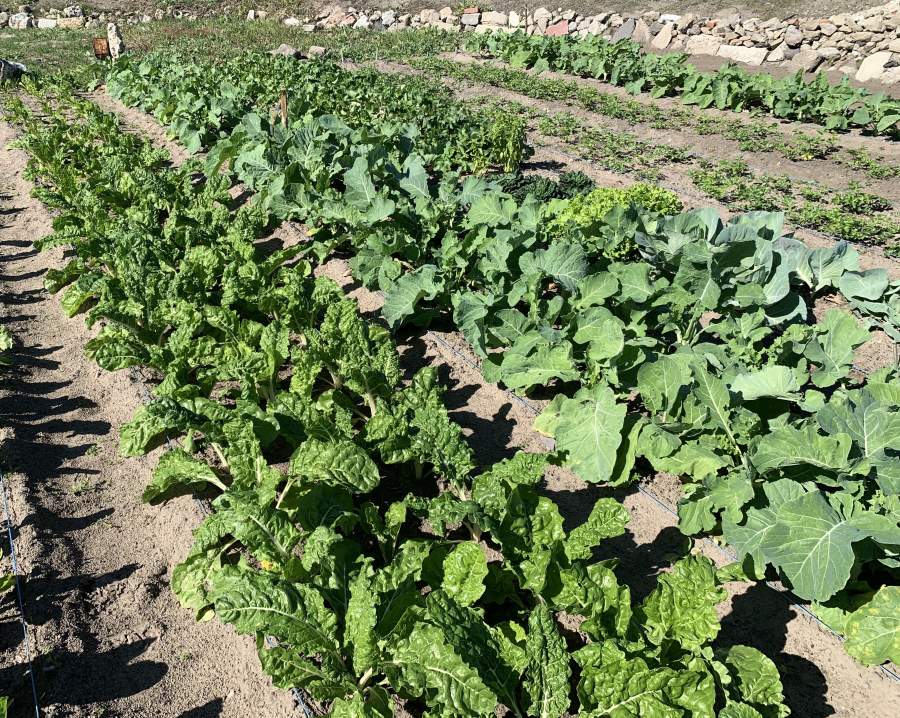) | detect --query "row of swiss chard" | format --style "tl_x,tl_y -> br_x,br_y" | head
6,76 -> 796,717
105,51 -> 900,668
463,32 -> 900,138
